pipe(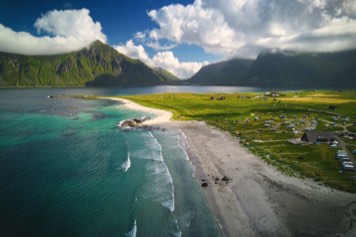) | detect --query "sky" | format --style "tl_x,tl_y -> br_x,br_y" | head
1,0 -> 356,79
